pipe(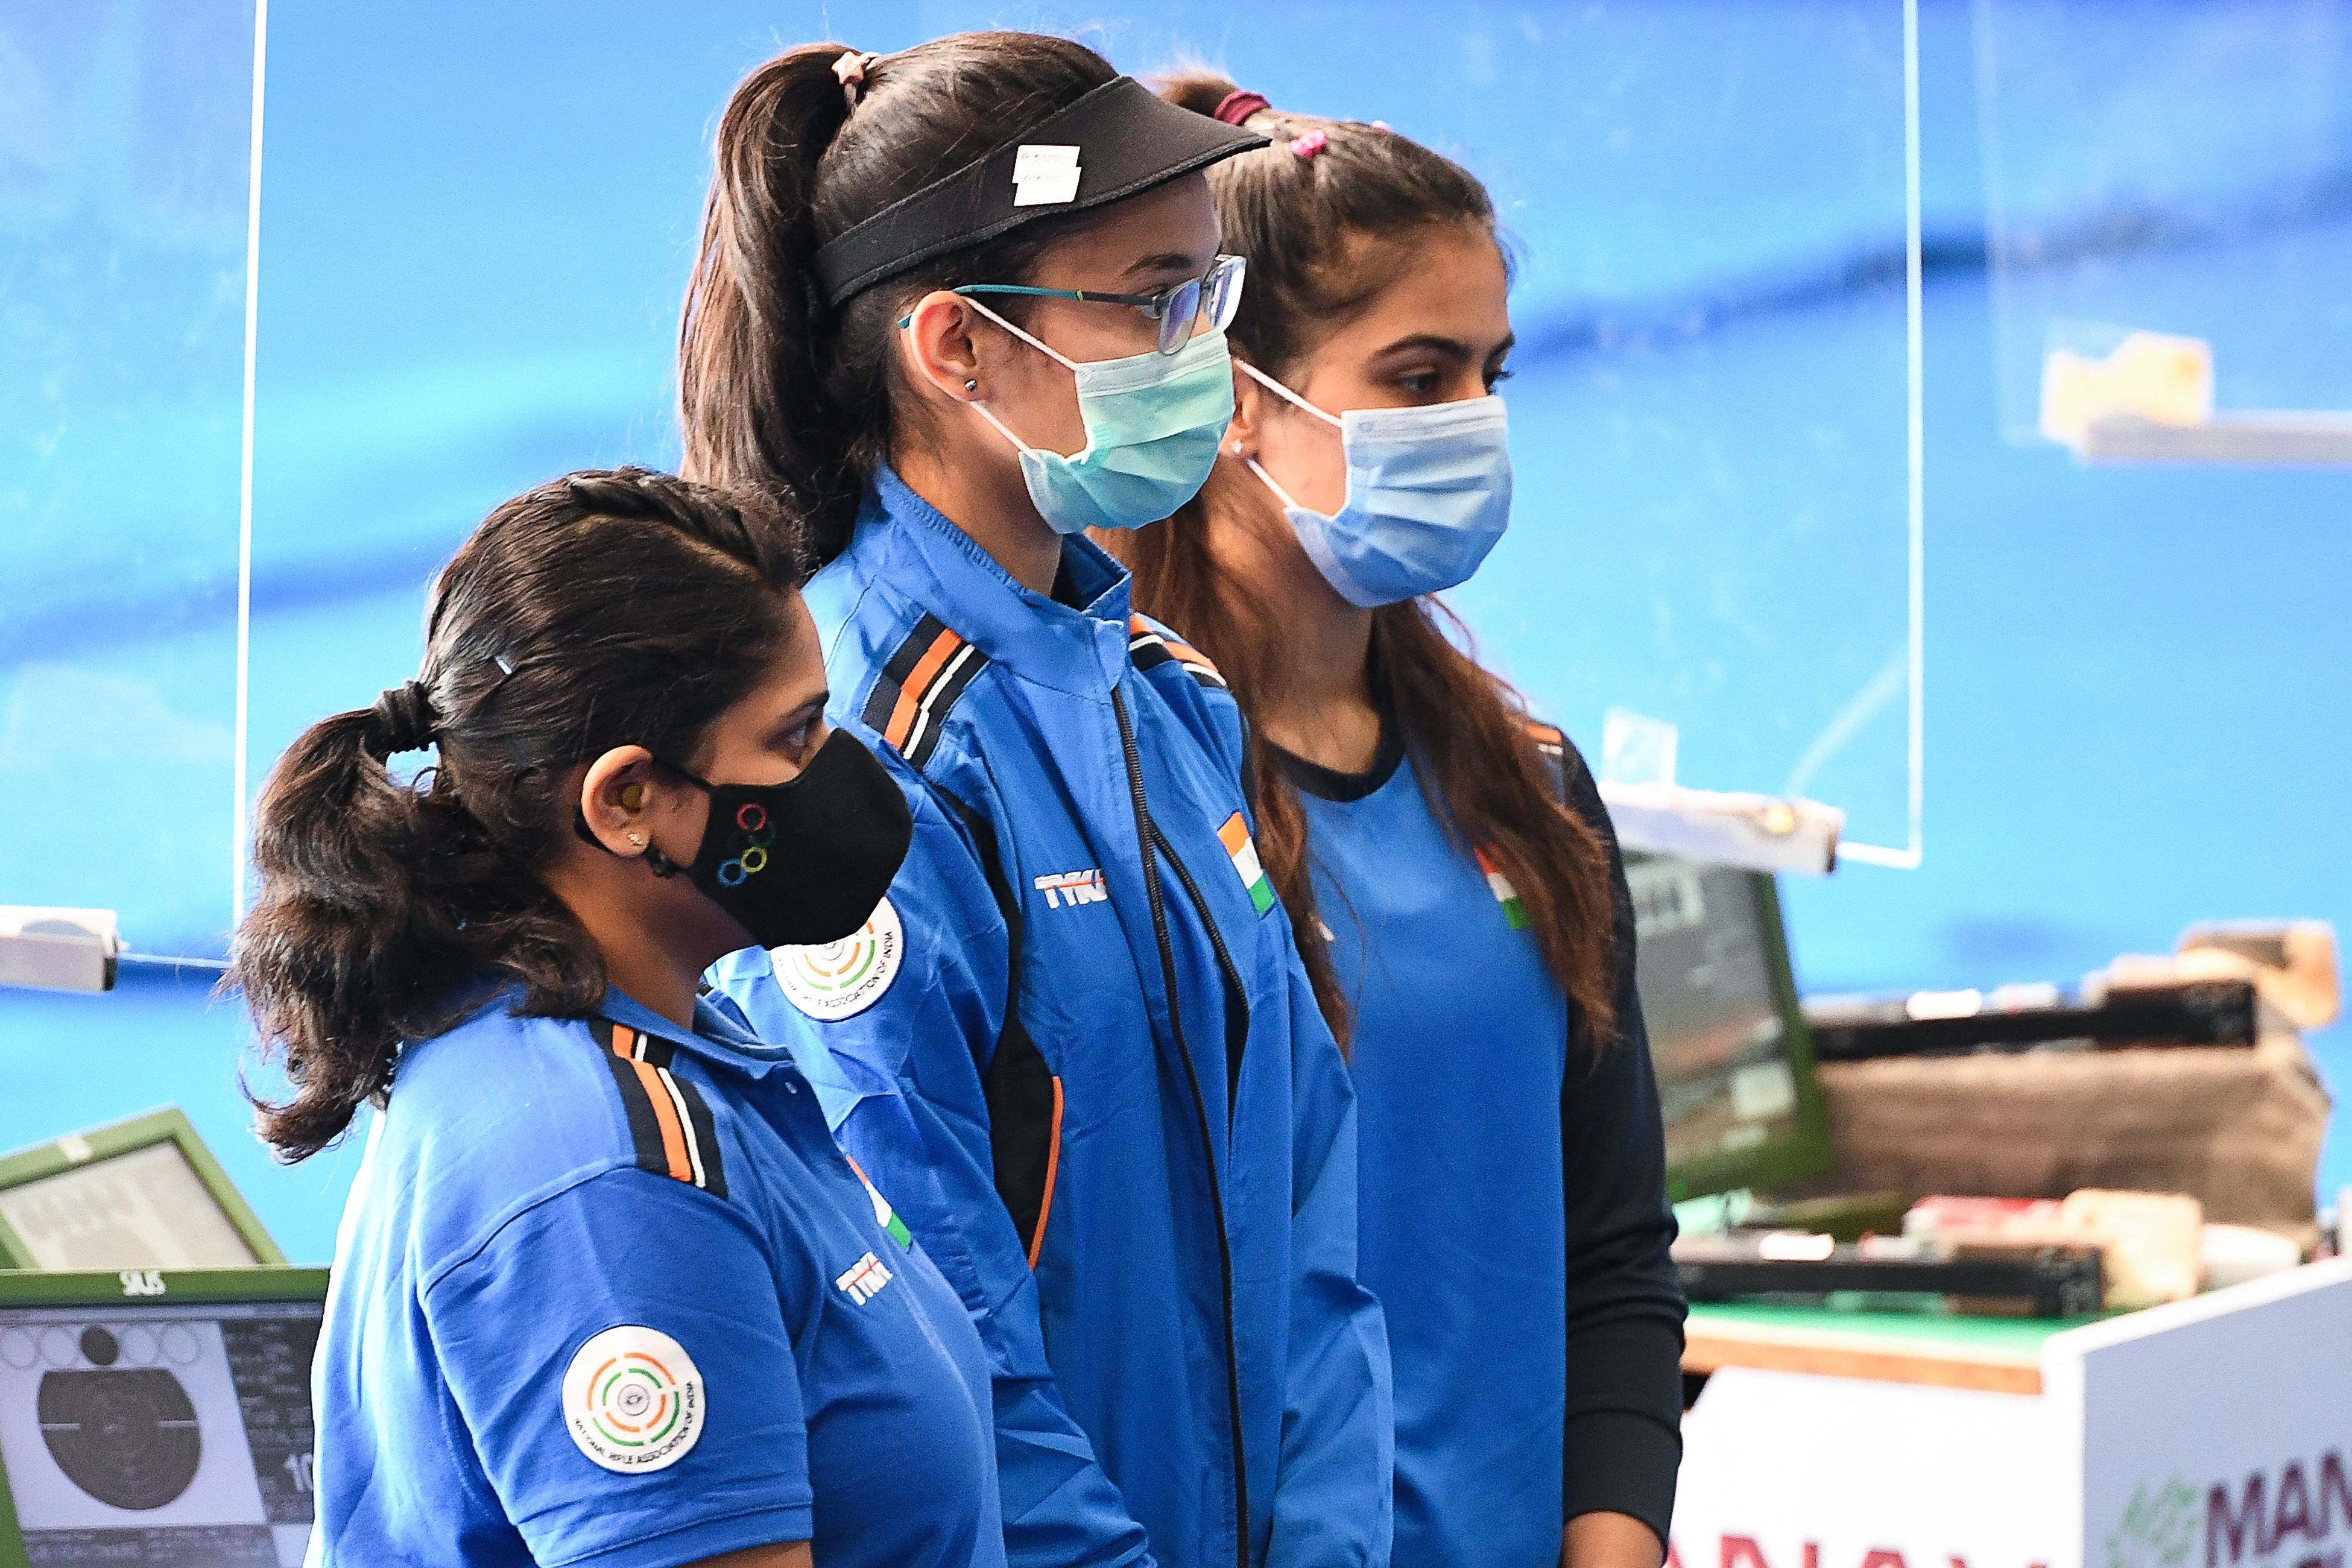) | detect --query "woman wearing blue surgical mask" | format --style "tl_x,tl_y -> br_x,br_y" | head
1111,78 -> 1687,1568
678,34 -> 1391,1568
